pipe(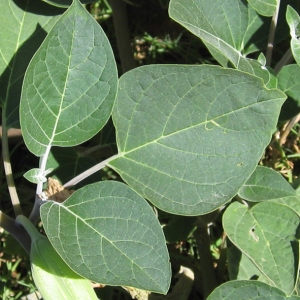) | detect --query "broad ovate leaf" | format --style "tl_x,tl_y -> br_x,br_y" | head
40,181 -> 171,294
20,0 -> 117,157
109,65 -> 285,215
0,0 -> 63,129
207,280 -> 300,300
223,201 -> 299,295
